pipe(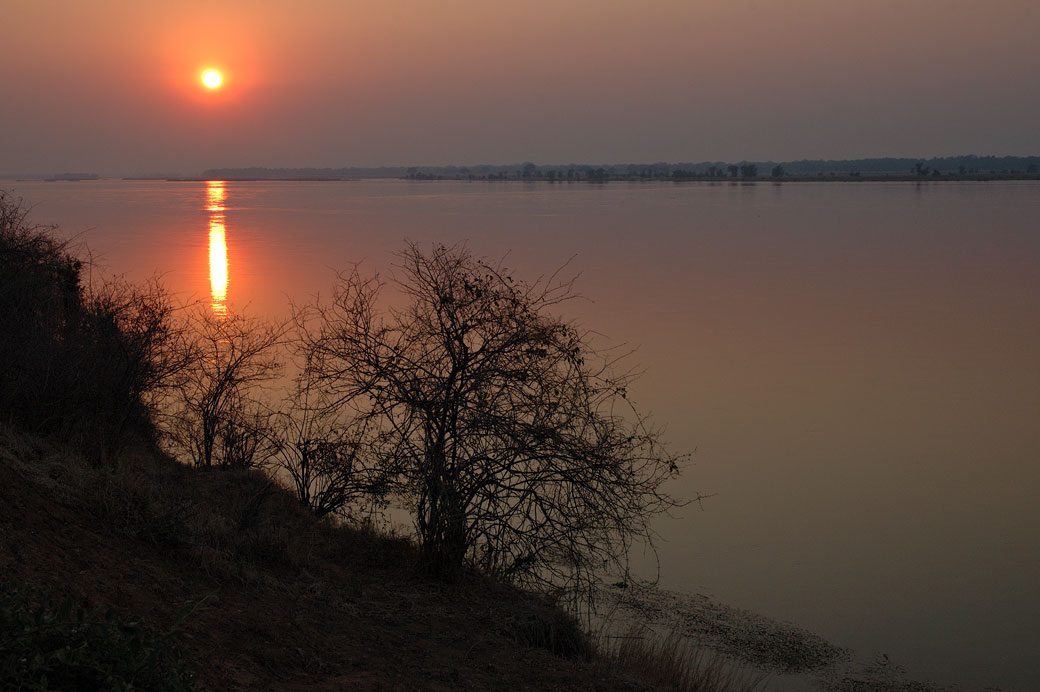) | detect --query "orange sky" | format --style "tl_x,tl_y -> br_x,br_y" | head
3,0 -> 1039,175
